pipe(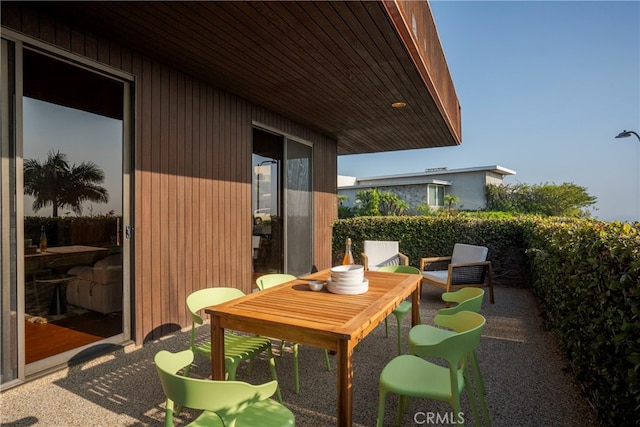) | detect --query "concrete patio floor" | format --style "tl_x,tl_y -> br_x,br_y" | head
1,285 -> 599,426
